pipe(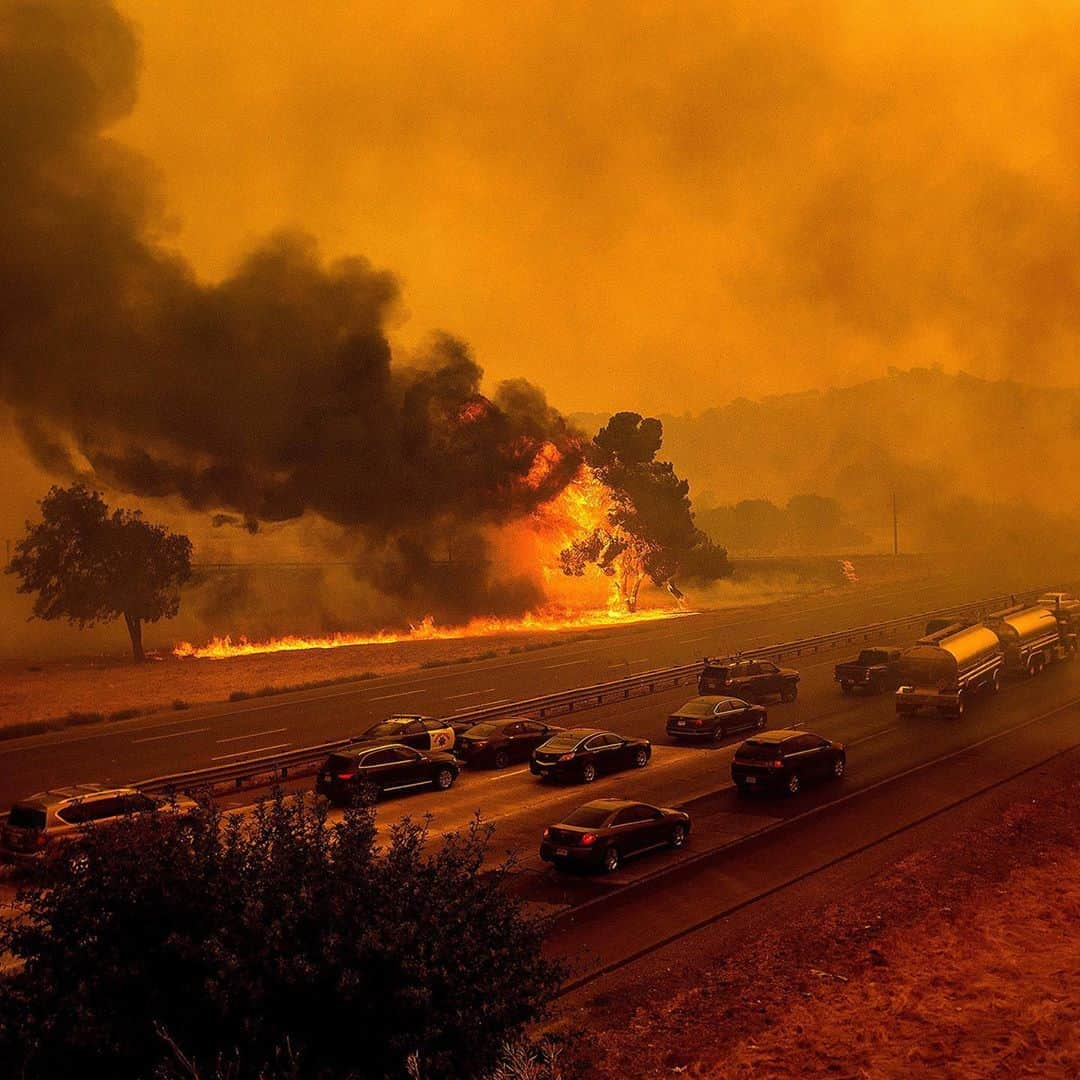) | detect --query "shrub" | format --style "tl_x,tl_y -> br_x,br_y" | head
172,699 -> 190,710
0,793 -> 563,1079
228,689 -> 252,701
108,707 -> 142,722
63,710 -> 104,726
